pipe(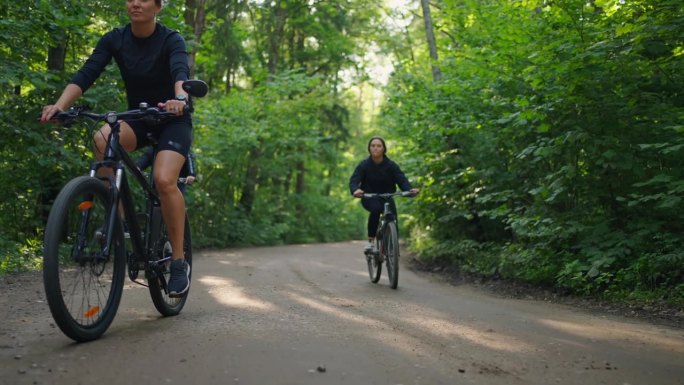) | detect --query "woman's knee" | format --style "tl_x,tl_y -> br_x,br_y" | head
154,173 -> 179,194
92,125 -> 110,156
